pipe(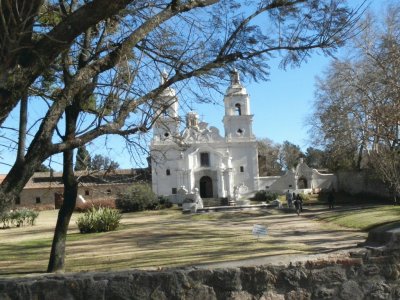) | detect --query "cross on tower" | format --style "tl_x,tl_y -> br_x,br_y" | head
231,69 -> 240,85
